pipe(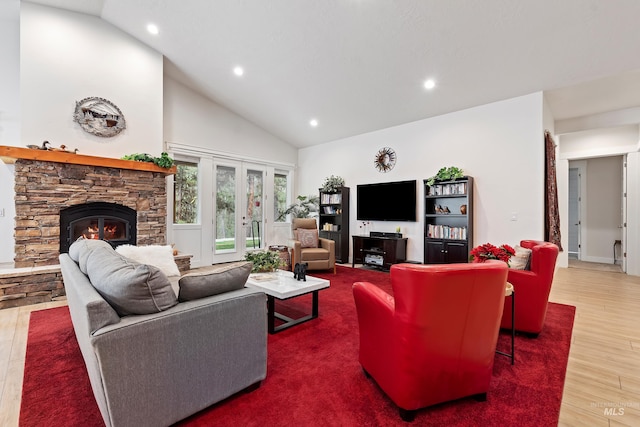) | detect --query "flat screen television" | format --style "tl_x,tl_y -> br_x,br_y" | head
357,180 -> 417,221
